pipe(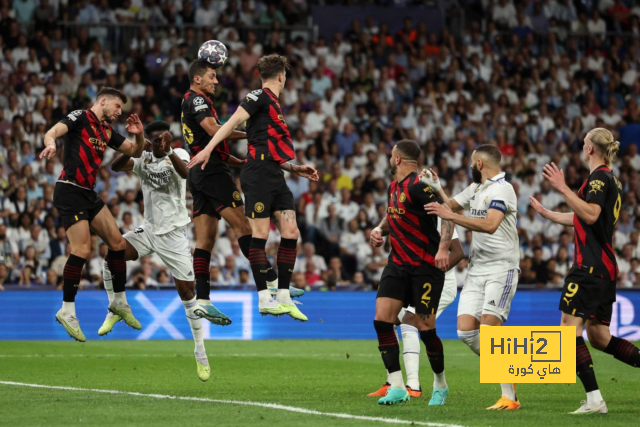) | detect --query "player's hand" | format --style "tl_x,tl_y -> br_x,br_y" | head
187,149 -> 211,170
542,162 -> 569,194
40,144 -> 56,160
529,196 -> 548,218
126,114 -> 143,135
370,229 -> 384,247
435,248 -> 449,271
419,168 -> 442,192
424,202 -> 453,219
295,164 -> 319,181
161,131 -> 173,153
